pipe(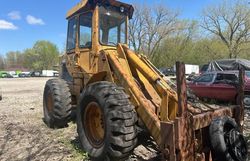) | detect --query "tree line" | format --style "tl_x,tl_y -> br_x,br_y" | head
0,0 -> 249,71
129,0 -> 250,68
0,41 -> 59,71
